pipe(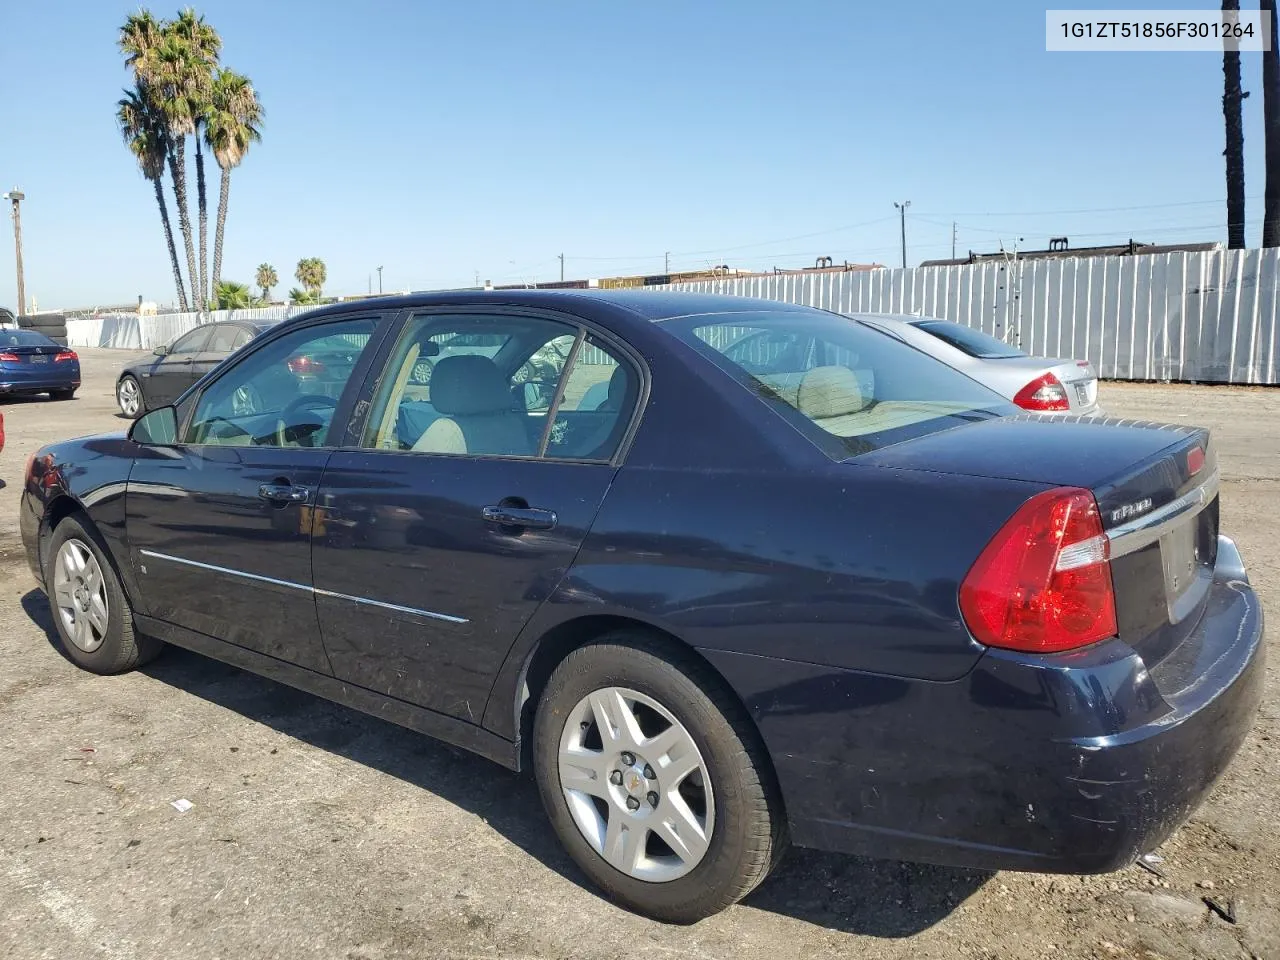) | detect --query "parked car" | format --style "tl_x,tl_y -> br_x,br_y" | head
20,291 -> 1262,923
0,329 -> 80,400
847,313 -> 1100,414
116,319 -> 278,418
